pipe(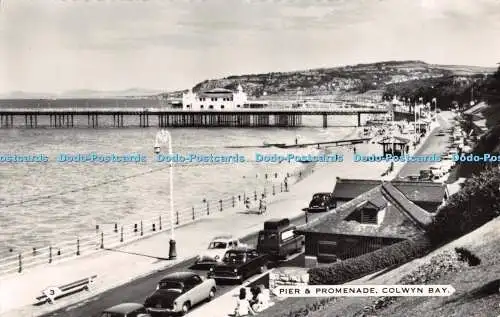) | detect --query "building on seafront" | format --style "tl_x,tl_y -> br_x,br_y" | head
182,85 -> 268,110
297,179 -> 445,267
